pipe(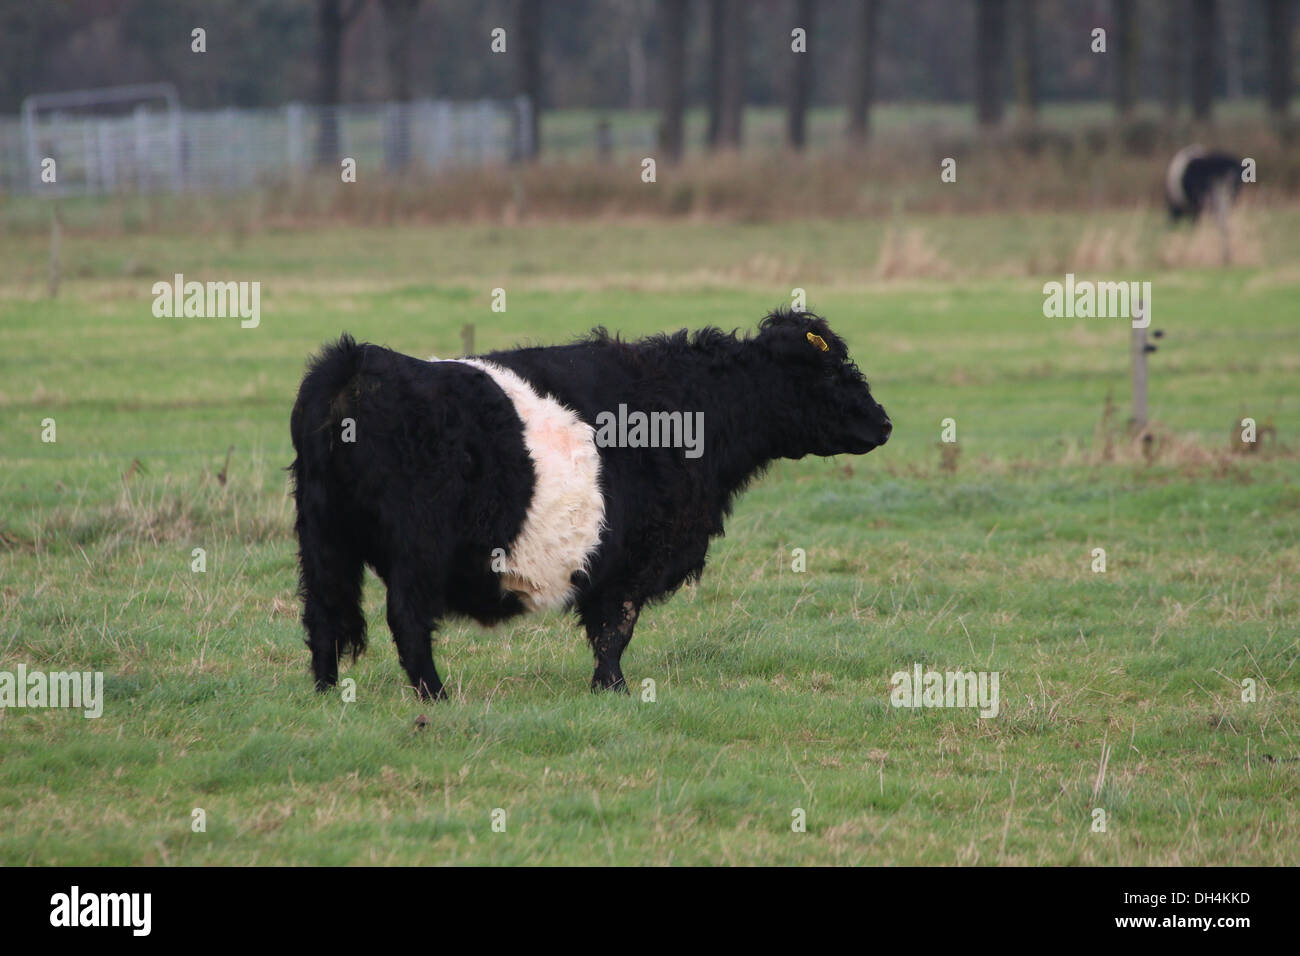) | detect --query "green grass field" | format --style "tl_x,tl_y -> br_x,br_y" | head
1,209 -> 1298,865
